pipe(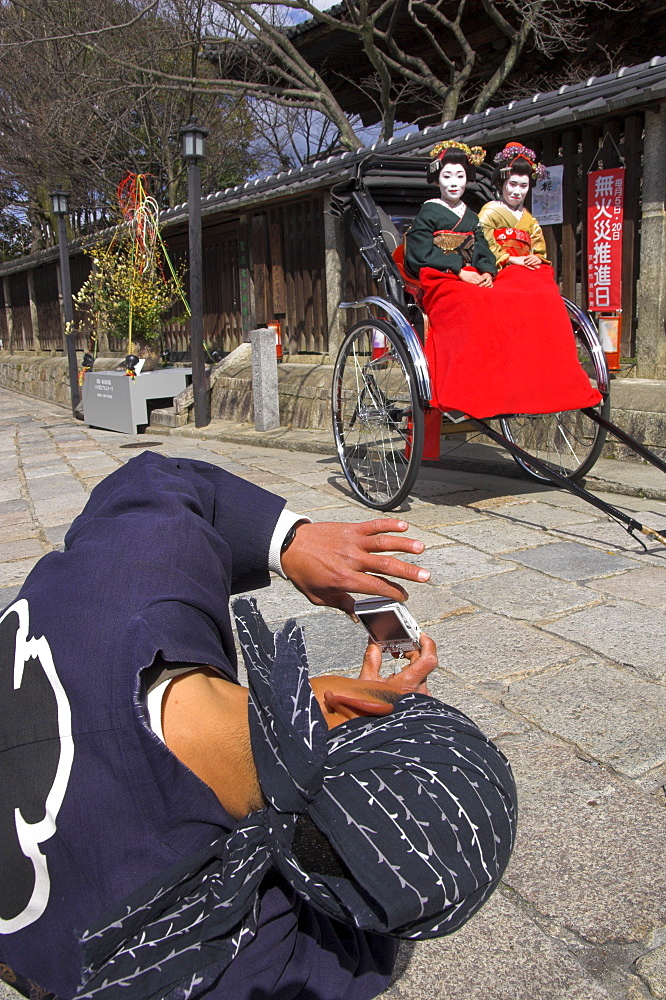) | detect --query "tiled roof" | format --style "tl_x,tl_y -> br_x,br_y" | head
1,55 -> 664,277
147,55 -> 666,224
283,3 -> 347,38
